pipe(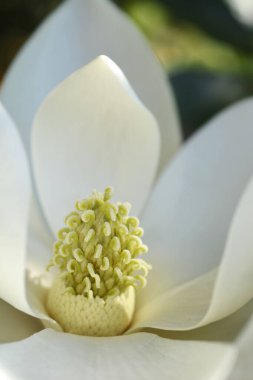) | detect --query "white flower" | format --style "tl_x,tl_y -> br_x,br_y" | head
0,1 -> 253,379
